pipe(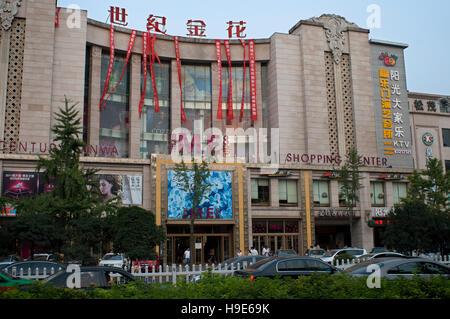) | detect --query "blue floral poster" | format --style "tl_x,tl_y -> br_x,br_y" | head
167,170 -> 233,219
